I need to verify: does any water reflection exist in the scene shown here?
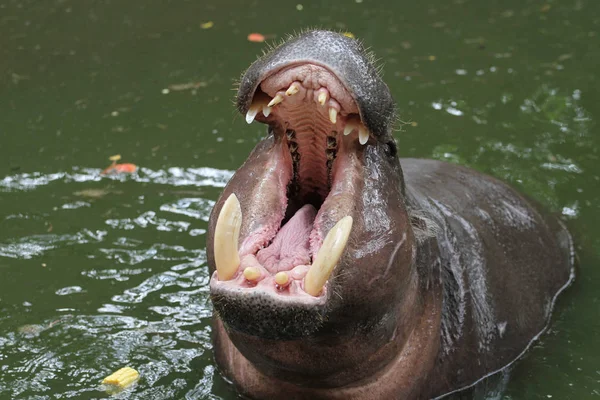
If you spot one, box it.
[0,230,106,259]
[0,166,233,192]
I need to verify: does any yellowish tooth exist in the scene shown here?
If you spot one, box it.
[245,107,259,124]
[262,106,272,117]
[343,124,355,136]
[285,83,300,96]
[243,266,261,281]
[317,91,328,105]
[274,271,289,286]
[329,108,337,124]
[358,126,369,145]
[268,94,284,107]
[304,216,353,297]
[214,193,242,281]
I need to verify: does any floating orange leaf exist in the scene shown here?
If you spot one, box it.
[114,163,137,173]
[101,163,137,175]
[247,33,266,43]
[101,155,137,175]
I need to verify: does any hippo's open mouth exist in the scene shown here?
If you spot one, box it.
[208,31,398,339]
[210,63,372,306]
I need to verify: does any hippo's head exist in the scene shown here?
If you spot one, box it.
[207,31,420,386]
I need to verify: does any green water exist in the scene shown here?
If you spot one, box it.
[0,0,598,399]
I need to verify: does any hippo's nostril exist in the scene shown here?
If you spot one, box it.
[385,140,398,157]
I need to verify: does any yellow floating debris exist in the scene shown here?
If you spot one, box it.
[343,32,355,39]
[102,367,139,389]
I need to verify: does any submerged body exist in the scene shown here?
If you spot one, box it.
[206,31,574,399]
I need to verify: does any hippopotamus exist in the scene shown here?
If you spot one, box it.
[206,30,574,399]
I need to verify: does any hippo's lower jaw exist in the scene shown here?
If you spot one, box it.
[210,61,378,338]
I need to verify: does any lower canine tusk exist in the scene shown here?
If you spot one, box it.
[214,193,242,280]
[304,216,353,296]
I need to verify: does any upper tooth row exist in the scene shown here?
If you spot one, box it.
[245,83,370,145]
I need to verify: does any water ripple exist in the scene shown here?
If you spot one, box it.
[112,271,181,304]
[160,197,215,221]
[0,167,233,192]
[82,267,151,282]
[0,230,106,259]
[99,243,203,265]
[106,211,192,232]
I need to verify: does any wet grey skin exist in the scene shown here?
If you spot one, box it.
[206,30,574,399]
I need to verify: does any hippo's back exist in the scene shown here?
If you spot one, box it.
[400,158,574,395]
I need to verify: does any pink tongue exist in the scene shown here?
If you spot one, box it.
[256,204,316,273]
